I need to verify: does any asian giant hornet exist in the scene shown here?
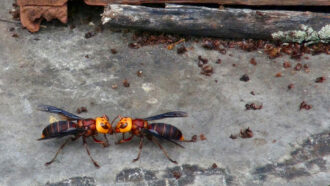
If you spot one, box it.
[114,111,197,164]
[37,105,114,167]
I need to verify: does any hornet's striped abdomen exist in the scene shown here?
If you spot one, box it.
[149,123,184,140]
[39,121,81,140]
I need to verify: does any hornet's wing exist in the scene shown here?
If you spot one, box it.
[142,128,184,148]
[37,105,83,120]
[143,111,187,121]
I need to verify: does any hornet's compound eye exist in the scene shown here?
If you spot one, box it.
[101,123,109,129]
[120,123,128,128]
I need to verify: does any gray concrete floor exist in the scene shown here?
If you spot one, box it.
[0,1,329,186]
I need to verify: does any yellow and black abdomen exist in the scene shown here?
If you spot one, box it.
[149,123,183,140]
[38,121,82,140]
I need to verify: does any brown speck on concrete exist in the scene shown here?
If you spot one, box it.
[201,65,213,76]
[85,55,89,59]
[288,84,294,90]
[250,91,255,95]
[265,47,281,59]
[303,64,310,73]
[315,76,325,83]
[250,58,257,66]
[123,80,130,87]
[128,42,141,49]
[294,63,302,71]
[283,61,291,68]
[240,74,250,82]
[240,127,253,138]
[111,49,118,54]
[12,33,19,38]
[245,103,263,110]
[177,45,187,54]
[137,70,143,77]
[172,171,181,179]
[85,32,96,39]
[198,56,208,65]
[275,72,282,77]
[200,134,207,141]
[299,101,312,111]
[216,59,222,64]
[201,39,220,50]
[211,163,218,169]
[230,134,238,139]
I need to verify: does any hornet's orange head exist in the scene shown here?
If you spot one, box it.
[115,117,132,133]
[95,114,112,134]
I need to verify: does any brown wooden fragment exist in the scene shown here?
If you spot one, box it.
[102,4,330,41]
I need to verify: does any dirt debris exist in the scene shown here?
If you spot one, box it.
[294,63,302,71]
[240,74,250,82]
[230,127,254,139]
[250,58,257,66]
[299,101,312,111]
[288,84,294,90]
[275,72,282,77]
[200,65,214,76]
[200,134,207,141]
[110,49,118,54]
[315,76,325,83]
[177,45,187,54]
[123,79,130,87]
[283,61,291,68]
[240,127,254,138]
[136,70,143,77]
[85,32,96,39]
[245,103,263,110]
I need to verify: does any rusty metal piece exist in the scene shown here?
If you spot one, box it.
[20,5,68,32]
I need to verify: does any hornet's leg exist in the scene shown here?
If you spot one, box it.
[83,137,100,168]
[150,137,178,164]
[181,135,197,142]
[132,137,144,162]
[92,136,109,147]
[45,136,80,166]
[103,134,109,147]
[116,133,134,144]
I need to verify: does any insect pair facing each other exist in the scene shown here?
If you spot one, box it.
[38,105,197,167]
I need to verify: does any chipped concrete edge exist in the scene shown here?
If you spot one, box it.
[272,24,330,45]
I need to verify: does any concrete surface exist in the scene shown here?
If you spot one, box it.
[0,1,329,186]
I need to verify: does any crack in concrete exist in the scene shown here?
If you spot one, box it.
[45,176,96,186]
[253,131,330,181]
[115,164,234,186]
